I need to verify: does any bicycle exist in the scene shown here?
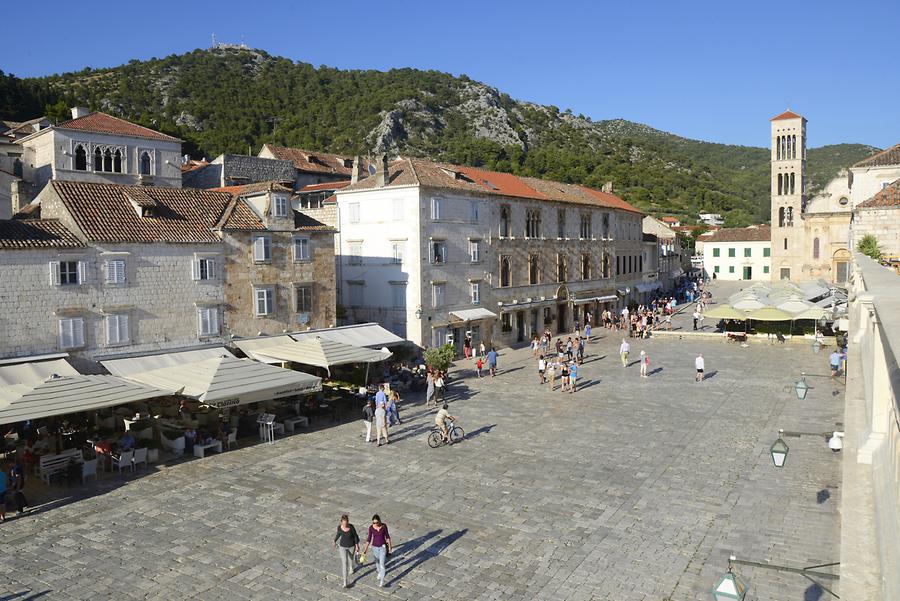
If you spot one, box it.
[427,422,464,448]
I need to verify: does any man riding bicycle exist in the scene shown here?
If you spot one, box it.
[435,404,455,443]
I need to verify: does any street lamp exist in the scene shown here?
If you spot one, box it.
[770,430,789,468]
[794,373,810,400]
[712,558,747,601]
[415,306,423,319]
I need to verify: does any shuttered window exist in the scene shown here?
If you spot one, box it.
[191,258,216,280]
[254,287,274,316]
[293,237,310,262]
[105,260,126,284]
[58,318,85,349]
[198,308,219,336]
[106,314,130,345]
[252,236,271,262]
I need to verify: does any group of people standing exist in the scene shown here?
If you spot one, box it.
[362,384,402,446]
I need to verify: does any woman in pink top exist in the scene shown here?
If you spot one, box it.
[363,514,392,587]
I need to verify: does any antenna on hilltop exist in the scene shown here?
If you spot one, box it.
[212,33,217,48]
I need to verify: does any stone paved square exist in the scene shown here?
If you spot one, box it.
[0,331,843,600]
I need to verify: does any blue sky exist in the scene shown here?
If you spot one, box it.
[3,0,898,149]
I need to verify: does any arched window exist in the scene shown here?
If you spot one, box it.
[94,147,103,171]
[529,255,539,285]
[139,151,152,175]
[113,149,122,173]
[777,173,783,195]
[602,253,610,278]
[103,149,112,172]
[786,206,793,226]
[776,136,781,160]
[778,207,786,227]
[792,135,797,158]
[500,256,511,287]
[556,253,567,283]
[790,172,795,195]
[74,145,87,171]
[813,237,820,260]
[786,136,791,159]
[581,254,591,280]
[781,137,786,159]
[500,206,510,238]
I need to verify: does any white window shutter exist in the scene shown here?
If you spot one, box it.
[191,259,200,281]
[77,261,88,284]
[73,318,84,347]
[116,261,126,283]
[119,314,129,343]
[58,319,68,347]
[49,261,61,286]
[210,309,219,334]
[207,259,216,280]
[197,309,205,336]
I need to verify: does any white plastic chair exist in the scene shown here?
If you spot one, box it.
[82,458,98,484]
[227,430,237,450]
[112,450,134,474]
[132,447,148,470]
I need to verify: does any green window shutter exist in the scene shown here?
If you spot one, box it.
[713,248,720,257]
[763,266,770,273]
[744,248,751,257]
[728,248,735,257]
[763,247,771,257]
[714,266,720,273]
[729,266,735,273]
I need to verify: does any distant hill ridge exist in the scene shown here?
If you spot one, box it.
[0,47,879,226]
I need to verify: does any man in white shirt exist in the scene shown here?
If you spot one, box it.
[695,353,705,382]
[620,339,630,367]
[537,356,547,384]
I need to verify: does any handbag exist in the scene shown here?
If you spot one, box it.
[356,553,366,565]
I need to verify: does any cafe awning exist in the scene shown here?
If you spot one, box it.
[0,358,80,401]
[574,295,618,305]
[703,304,748,321]
[253,336,390,372]
[101,347,236,378]
[449,308,499,322]
[103,354,321,409]
[291,323,405,348]
[793,307,828,321]
[747,307,794,322]
[230,336,296,363]
[0,374,175,426]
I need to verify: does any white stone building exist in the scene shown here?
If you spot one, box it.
[642,215,686,291]
[335,157,646,350]
[700,225,772,281]
[0,181,234,367]
[14,108,183,198]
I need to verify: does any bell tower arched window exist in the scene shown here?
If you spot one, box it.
[94,148,103,171]
[74,145,87,171]
[813,237,820,260]
[103,149,112,172]
[777,173,783,195]
[776,136,781,160]
[786,135,791,159]
[500,206,510,238]
[113,149,122,173]
[139,151,152,175]
[792,135,797,158]
[778,207,786,227]
[790,172,795,195]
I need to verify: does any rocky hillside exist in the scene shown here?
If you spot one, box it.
[2,48,879,226]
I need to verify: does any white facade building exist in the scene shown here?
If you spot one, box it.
[700,225,772,281]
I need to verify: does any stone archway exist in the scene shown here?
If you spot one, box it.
[833,249,851,284]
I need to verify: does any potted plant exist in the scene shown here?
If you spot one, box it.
[145,439,162,463]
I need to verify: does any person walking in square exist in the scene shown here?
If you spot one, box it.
[560,362,570,392]
[537,356,546,384]
[692,309,700,331]
[487,348,498,378]
[363,514,392,588]
[619,339,630,367]
[584,322,592,342]
[375,403,389,446]
[475,356,483,378]
[434,371,445,404]
[425,371,436,406]
[9,459,27,515]
[829,350,842,379]
[362,400,375,443]
[695,353,705,382]
[546,358,557,391]
[387,391,402,426]
[639,350,650,378]
[569,361,578,393]
[332,514,360,588]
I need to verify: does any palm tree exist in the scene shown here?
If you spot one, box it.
[857,234,882,260]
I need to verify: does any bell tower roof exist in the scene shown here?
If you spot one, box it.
[771,109,806,122]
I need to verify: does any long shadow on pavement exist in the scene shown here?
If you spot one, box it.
[387,528,468,586]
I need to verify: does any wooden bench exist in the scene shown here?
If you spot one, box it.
[283,416,309,432]
[193,440,222,459]
[38,448,84,485]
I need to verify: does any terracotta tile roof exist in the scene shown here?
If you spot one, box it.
[661,216,679,222]
[0,219,84,249]
[341,157,642,213]
[49,181,239,243]
[214,198,266,231]
[260,144,365,176]
[701,225,771,243]
[181,159,209,173]
[853,143,900,168]
[856,179,900,209]
[211,181,294,197]
[298,181,351,193]
[771,110,805,121]
[56,112,181,142]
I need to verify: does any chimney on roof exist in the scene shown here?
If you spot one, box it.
[71,107,90,119]
[350,155,366,185]
[601,181,614,194]
[374,154,389,188]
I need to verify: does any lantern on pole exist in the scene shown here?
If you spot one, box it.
[712,557,747,600]
[794,373,810,400]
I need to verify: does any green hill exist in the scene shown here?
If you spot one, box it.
[1,48,879,226]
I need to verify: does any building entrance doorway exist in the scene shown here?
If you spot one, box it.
[516,311,525,343]
[557,304,567,334]
[531,310,539,337]
[780,268,791,280]
[742,266,752,280]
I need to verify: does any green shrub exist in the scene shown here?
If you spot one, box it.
[423,344,455,372]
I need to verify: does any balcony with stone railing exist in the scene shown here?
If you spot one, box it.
[840,252,900,599]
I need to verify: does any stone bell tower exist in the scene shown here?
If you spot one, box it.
[770,109,807,281]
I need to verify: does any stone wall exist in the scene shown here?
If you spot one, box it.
[0,242,226,362]
[852,207,900,258]
[221,229,336,337]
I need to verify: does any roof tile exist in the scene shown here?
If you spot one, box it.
[0,219,84,249]
[857,179,900,209]
[56,112,181,142]
[701,225,771,243]
[261,144,364,176]
[853,143,900,169]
